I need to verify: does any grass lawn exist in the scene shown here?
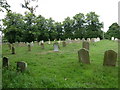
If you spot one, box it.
[2,40,118,88]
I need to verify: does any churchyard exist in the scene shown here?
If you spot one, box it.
[2,39,118,88]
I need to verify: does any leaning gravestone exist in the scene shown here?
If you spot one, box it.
[53,42,59,52]
[17,61,27,72]
[2,57,9,68]
[103,50,117,66]
[78,48,90,64]
[82,41,89,50]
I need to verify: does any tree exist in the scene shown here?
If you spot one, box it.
[85,12,103,39]
[105,23,120,39]
[46,18,56,41]
[63,17,74,39]
[2,12,24,54]
[21,0,38,51]
[35,15,48,42]
[54,22,63,40]
[0,0,11,12]
[73,13,85,39]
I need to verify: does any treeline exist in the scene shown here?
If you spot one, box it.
[1,0,120,44]
[2,11,104,43]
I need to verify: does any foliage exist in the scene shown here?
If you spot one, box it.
[2,12,24,43]
[105,23,120,39]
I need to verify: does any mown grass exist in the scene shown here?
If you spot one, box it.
[2,40,118,88]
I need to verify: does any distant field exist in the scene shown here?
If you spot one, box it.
[2,40,118,88]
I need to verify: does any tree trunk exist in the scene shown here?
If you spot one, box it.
[28,44,31,51]
[11,43,15,54]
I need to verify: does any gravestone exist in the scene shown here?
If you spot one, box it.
[41,42,44,49]
[91,38,95,42]
[87,38,90,42]
[78,48,90,64]
[115,38,118,41]
[62,41,66,47]
[48,39,51,44]
[2,57,9,68]
[11,46,15,54]
[97,37,100,42]
[82,38,85,42]
[58,38,61,44]
[53,42,59,52]
[8,43,11,50]
[103,50,117,66]
[111,37,114,40]
[31,41,34,46]
[82,41,89,50]
[17,61,27,72]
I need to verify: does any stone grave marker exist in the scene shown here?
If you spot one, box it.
[62,41,66,47]
[2,57,9,68]
[17,61,27,72]
[78,48,90,64]
[111,37,114,40]
[82,38,85,42]
[91,38,95,42]
[82,41,89,50]
[103,50,117,66]
[87,38,90,42]
[41,42,44,49]
[53,42,59,52]
[48,39,51,44]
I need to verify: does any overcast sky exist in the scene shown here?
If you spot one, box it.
[1,0,119,32]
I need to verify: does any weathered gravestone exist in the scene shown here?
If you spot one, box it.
[62,41,66,47]
[103,50,117,66]
[82,41,89,50]
[17,61,27,72]
[78,48,90,64]
[53,42,59,52]
[2,57,9,68]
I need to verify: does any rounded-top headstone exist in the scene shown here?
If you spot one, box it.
[103,50,117,66]
[78,48,90,64]
[17,61,27,72]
